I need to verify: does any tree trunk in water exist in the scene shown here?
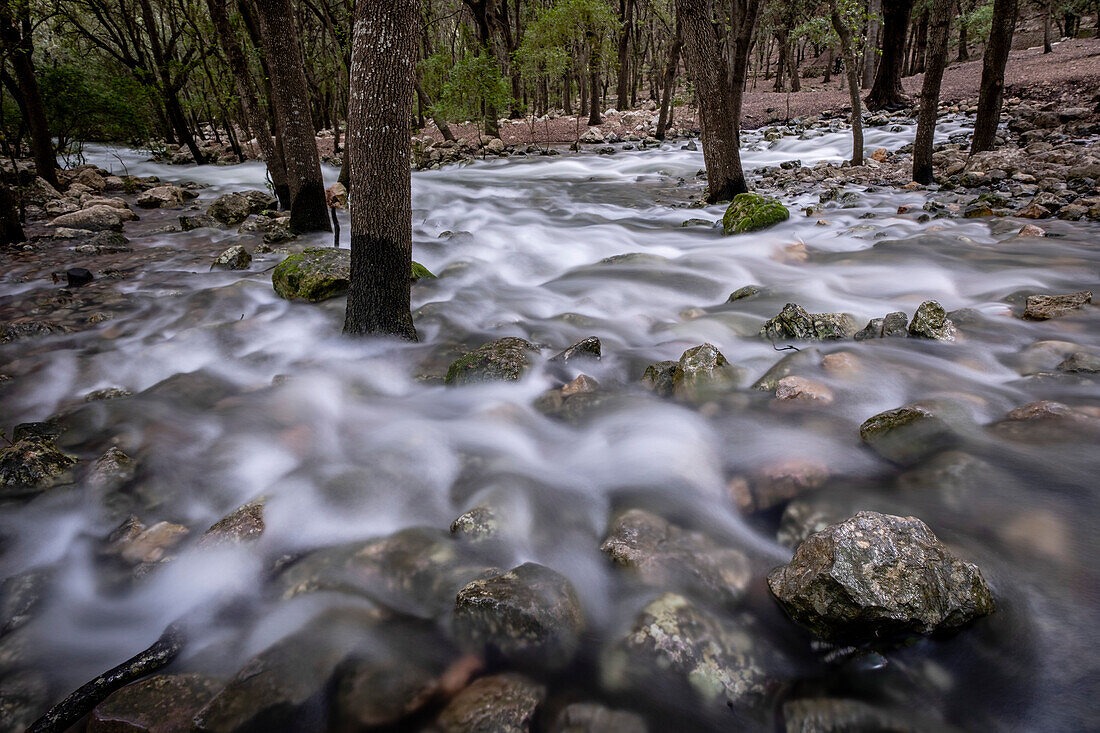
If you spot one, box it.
[414,80,455,141]
[656,23,681,139]
[913,0,953,183]
[206,0,289,207]
[0,3,57,189]
[831,8,864,166]
[254,0,330,232]
[970,0,1018,154]
[344,0,417,340]
[0,181,23,245]
[866,0,915,109]
[616,0,634,108]
[675,0,748,202]
[1044,0,1053,52]
[863,0,883,87]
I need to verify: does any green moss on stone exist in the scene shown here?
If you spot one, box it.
[722,193,790,235]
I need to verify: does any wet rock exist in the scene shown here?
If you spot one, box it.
[450,505,499,542]
[334,658,440,729]
[907,301,956,341]
[179,213,219,231]
[550,702,647,733]
[411,261,436,282]
[859,402,967,465]
[0,671,51,732]
[117,521,189,564]
[534,375,611,424]
[992,400,1100,442]
[49,205,125,232]
[211,245,252,271]
[0,568,50,636]
[640,360,677,397]
[549,336,601,365]
[602,593,773,711]
[0,437,77,499]
[855,311,909,341]
[1015,223,1046,237]
[198,501,265,548]
[1016,203,1051,219]
[436,673,545,733]
[729,459,829,513]
[88,446,136,494]
[88,673,222,733]
[722,192,790,234]
[600,508,750,606]
[727,285,762,302]
[760,304,857,341]
[775,375,834,404]
[84,387,133,402]
[671,343,743,401]
[66,267,94,287]
[781,697,944,733]
[445,337,540,386]
[271,247,350,302]
[208,191,276,225]
[84,230,132,253]
[136,185,193,209]
[1022,290,1092,320]
[453,562,584,669]
[325,182,347,209]
[767,511,994,642]
[751,348,821,391]
[1058,351,1100,373]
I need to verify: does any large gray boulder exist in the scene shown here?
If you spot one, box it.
[49,204,128,232]
[767,511,995,642]
[208,190,277,225]
[445,337,541,385]
[136,185,195,209]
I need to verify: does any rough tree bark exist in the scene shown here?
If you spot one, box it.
[0,181,23,244]
[957,0,970,60]
[675,0,750,201]
[616,0,635,108]
[913,0,954,183]
[0,0,58,188]
[253,0,330,232]
[727,0,762,147]
[656,21,681,139]
[1044,0,1053,53]
[343,0,417,340]
[206,0,290,207]
[866,0,915,109]
[863,0,883,87]
[970,0,1018,154]
[831,5,865,166]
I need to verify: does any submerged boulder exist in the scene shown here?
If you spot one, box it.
[767,511,994,642]
[436,673,545,733]
[670,342,743,401]
[0,437,77,499]
[550,703,647,733]
[859,401,967,465]
[272,248,350,301]
[453,562,584,669]
[908,301,956,341]
[760,303,857,341]
[445,337,541,385]
[722,193,789,234]
[89,673,222,733]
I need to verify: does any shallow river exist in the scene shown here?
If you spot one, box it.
[2,120,1098,731]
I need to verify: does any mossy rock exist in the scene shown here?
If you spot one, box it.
[272,248,434,302]
[722,193,789,235]
[444,337,540,386]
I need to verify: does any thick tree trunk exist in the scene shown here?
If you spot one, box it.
[913,0,953,183]
[0,3,57,189]
[970,0,1018,154]
[616,0,634,108]
[656,24,681,139]
[866,0,915,109]
[254,0,330,232]
[344,0,417,340]
[588,66,602,125]
[0,181,23,245]
[831,7,864,166]
[675,0,749,202]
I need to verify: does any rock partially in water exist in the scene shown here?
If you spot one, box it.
[211,245,252,271]
[0,568,50,636]
[640,360,677,397]
[208,190,276,225]
[534,375,612,424]
[752,348,821,391]
[334,658,440,730]
[88,673,222,733]
[671,343,744,401]
[271,248,350,302]
[727,284,763,302]
[84,387,133,402]
[781,697,948,733]
[908,301,956,341]
[602,593,773,712]
[445,337,540,386]
[135,185,194,209]
[728,459,829,513]
[1058,351,1100,373]
[760,304,857,341]
[775,375,834,404]
[49,205,126,232]
[88,446,136,495]
[449,505,499,542]
[117,520,189,564]
[992,400,1100,443]
[435,673,545,733]
[722,193,790,234]
[767,511,995,642]
[0,437,77,500]
[198,501,265,548]
[453,562,584,670]
[0,671,51,732]
[859,402,967,465]
[600,508,751,606]
[1022,290,1092,320]
[855,311,909,341]
[549,336,602,366]
[550,702,647,733]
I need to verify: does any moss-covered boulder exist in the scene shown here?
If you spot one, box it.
[0,437,77,499]
[272,249,433,302]
[908,300,956,341]
[858,402,966,465]
[671,343,744,401]
[760,303,857,341]
[722,193,789,235]
[444,337,540,385]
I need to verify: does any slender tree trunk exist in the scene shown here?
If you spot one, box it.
[415,80,455,141]
[0,181,23,245]
[774,30,789,92]
[863,0,883,87]
[728,0,762,148]
[832,7,864,166]
[957,1,970,61]
[910,9,929,74]
[866,0,915,109]
[616,0,635,108]
[1044,0,1053,52]
[656,23,681,139]
[588,62,602,125]
[913,0,953,183]
[970,0,1018,154]
[344,0,417,340]
[563,74,573,115]
[787,41,801,91]
[0,3,57,189]
[675,0,749,202]
[254,0,330,232]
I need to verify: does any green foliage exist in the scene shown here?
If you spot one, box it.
[39,64,156,153]
[960,1,994,43]
[432,50,512,128]
[515,0,619,84]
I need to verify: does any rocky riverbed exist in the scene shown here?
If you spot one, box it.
[1,104,1099,731]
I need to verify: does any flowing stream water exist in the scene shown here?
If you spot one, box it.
[2,119,1098,730]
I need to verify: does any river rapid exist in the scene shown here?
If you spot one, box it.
[2,118,1098,731]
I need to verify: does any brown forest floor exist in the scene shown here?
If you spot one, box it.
[410,37,1100,148]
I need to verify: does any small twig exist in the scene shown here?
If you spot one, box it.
[770,341,801,352]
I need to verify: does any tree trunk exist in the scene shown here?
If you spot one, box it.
[913,0,953,183]
[866,0,915,109]
[588,68,602,125]
[863,0,883,87]
[970,0,1018,154]
[657,23,681,139]
[1044,0,1053,52]
[616,0,634,108]
[787,41,801,91]
[728,0,762,147]
[675,0,749,202]
[957,1,970,61]
[563,74,573,115]
[254,0,330,232]
[910,9,929,74]
[0,181,23,245]
[831,7,864,166]
[344,0,417,340]
[774,30,789,92]
[414,80,455,141]
[0,2,57,189]
[206,0,289,206]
